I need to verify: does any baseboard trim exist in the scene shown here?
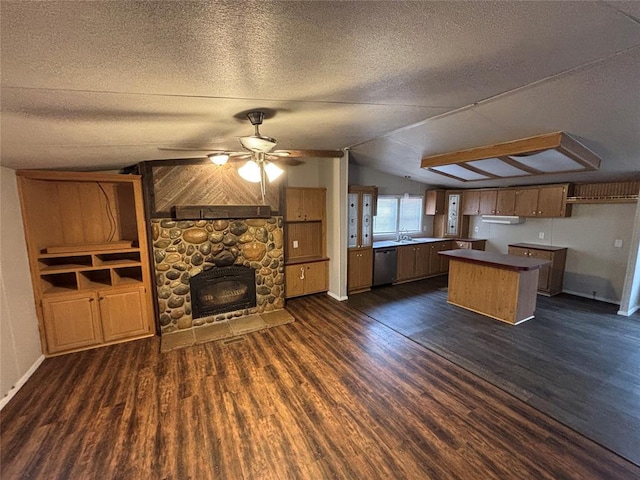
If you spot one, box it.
[562,289,619,305]
[0,354,45,411]
[327,291,348,302]
[618,304,640,317]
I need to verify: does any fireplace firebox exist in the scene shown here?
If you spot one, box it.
[190,266,257,319]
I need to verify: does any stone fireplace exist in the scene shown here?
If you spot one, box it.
[151,217,284,334]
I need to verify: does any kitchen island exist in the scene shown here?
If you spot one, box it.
[438,249,550,325]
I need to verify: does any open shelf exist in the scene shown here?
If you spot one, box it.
[41,272,78,294]
[94,251,141,266]
[113,267,144,286]
[38,255,93,272]
[78,270,112,289]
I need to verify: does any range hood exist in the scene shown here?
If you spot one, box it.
[481,215,525,225]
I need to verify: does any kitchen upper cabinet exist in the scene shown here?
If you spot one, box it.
[348,249,373,293]
[495,189,517,216]
[479,190,498,215]
[514,184,571,218]
[462,190,481,215]
[348,186,377,249]
[424,189,445,215]
[285,187,325,221]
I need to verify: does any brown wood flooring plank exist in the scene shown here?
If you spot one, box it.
[2,294,639,479]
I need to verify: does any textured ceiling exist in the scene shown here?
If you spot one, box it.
[1,1,639,187]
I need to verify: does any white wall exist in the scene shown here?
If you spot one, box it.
[348,163,433,195]
[469,203,637,304]
[0,167,43,408]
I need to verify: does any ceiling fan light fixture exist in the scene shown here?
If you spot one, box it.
[264,161,284,182]
[208,153,229,165]
[239,134,277,153]
[238,160,262,183]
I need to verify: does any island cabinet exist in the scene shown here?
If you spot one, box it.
[347,185,377,294]
[16,170,155,356]
[514,184,572,218]
[284,187,329,298]
[508,243,568,296]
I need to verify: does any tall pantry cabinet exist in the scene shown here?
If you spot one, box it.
[347,185,377,294]
[283,187,329,298]
[16,170,155,356]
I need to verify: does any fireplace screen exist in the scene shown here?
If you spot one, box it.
[190,266,257,319]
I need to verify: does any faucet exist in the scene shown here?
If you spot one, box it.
[398,228,411,241]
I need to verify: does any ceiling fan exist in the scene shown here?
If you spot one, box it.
[159,110,343,202]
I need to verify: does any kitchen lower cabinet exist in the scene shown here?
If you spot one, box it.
[508,243,567,296]
[285,260,329,298]
[348,248,373,294]
[397,243,445,282]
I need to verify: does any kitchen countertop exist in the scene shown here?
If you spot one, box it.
[373,238,487,249]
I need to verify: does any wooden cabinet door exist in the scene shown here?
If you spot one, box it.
[348,249,373,292]
[462,190,481,215]
[285,264,306,298]
[302,188,326,221]
[284,188,305,221]
[514,188,539,216]
[537,186,567,217]
[438,241,453,273]
[414,245,431,277]
[479,190,497,215]
[303,261,329,295]
[99,287,149,342]
[424,190,445,215]
[396,246,415,282]
[508,246,527,258]
[528,250,553,291]
[495,189,516,216]
[42,293,103,354]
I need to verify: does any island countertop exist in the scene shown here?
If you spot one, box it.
[439,249,550,271]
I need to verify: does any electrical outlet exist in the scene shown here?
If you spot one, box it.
[538,232,545,239]
[614,239,623,248]
[293,240,299,248]
[474,226,479,233]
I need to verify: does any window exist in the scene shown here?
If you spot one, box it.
[373,195,423,237]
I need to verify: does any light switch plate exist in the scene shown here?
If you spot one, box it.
[614,239,623,248]
[293,240,299,248]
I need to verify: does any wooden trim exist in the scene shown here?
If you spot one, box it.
[15,169,141,183]
[421,132,600,182]
[421,132,564,168]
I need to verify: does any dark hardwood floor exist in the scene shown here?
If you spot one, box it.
[347,276,640,467]
[2,294,639,479]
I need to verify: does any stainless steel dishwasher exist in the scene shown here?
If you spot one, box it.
[373,248,397,286]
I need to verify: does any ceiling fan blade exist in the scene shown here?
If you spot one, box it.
[273,149,344,158]
[266,157,305,166]
[158,146,228,152]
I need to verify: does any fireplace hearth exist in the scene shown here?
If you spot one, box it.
[190,266,256,319]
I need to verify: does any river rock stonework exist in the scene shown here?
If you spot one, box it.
[152,217,285,334]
